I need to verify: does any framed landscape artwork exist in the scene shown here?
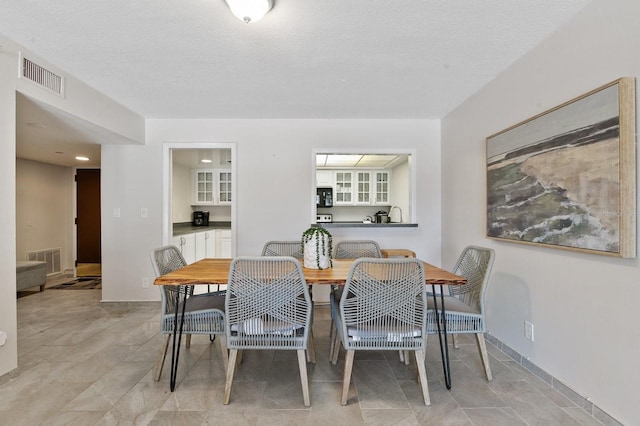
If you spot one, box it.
[486,77,636,258]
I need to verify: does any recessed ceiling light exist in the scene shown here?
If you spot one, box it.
[75,156,90,161]
[55,151,64,154]
[201,159,213,163]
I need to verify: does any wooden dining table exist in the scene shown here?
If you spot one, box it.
[154,257,465,391]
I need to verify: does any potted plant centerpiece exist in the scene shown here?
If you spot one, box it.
[302,226,333,269]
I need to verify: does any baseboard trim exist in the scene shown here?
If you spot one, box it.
[485,333,621,426]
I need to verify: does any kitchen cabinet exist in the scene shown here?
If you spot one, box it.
[334,171,353,205]
[193,169,232,205]
[321,169,391,206]
[217,229,232,257]
[173,229,224,264]
[373,171,390,205]
[172,233,196,264]
[316,170,333,187]
[195,231,216,260]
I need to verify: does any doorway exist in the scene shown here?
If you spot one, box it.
[76,168,101,277]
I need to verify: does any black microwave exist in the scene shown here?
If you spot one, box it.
[317,187,333,208]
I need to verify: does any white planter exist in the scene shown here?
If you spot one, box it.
[303,234,332,269]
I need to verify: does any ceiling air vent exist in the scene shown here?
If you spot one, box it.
[18,52,65,97]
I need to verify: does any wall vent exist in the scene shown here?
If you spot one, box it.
[18,52,65,96]
[26,248,62,276]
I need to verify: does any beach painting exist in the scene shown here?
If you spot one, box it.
[486,78,636,257]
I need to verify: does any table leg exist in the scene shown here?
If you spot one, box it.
[431,284,451,390]
[169,286,188,392]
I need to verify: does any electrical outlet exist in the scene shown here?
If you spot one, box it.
[142,277,149,288]
[525,321,534,342]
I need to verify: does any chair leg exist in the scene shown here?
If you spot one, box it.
[404,350,410,366]
[415,350,431,406]
[218,334,229,372]
[452,334,459,349]
[153,334,171,381]
[329,319,336,361]
[341,350,355,405]
[306,330,317,364]
[186,334,192,348]
[297,350,311,407]
[223,349,239,405]
[331,334,341,365]
[475,333,493,381]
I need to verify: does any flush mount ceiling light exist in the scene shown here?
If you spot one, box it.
[75,156,90,161]
[224,0,273,23]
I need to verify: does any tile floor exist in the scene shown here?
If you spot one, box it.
[2,287,606,425]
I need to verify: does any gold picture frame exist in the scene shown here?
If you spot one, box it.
[486,77,636,258]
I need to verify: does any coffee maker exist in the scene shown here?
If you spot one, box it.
[192,211,210,226]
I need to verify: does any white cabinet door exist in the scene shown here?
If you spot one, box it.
[374,171,391,205]
[334,171,353,205]
[172,234,196,264]
[203,231,216,258]
[194,169,215,204]
[217,170,232,205]
[216,230,232,258]
[316,170,333,187]
[195,231,217,261]
[355,171,372,205]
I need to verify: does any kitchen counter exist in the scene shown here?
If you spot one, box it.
[315,222,417,228]
[173,221,231,236]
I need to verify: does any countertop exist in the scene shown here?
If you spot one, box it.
[315,222,418,228]
[173,221,231,236]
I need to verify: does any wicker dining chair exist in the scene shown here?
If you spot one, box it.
[426,245,495,381]
[150,245,228,382]
[329,240,382,359]
[261,240,304,259]
[261,240,315,363]
[224,256,313,406]
[333,258,430,405]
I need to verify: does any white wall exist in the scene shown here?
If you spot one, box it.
[100,119,442,302]
[16,159,74,272]
[441,0,640,423]
[0,34,144,378]
[0,39,18,377]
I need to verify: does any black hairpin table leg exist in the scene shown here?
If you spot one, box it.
[169,287,188,392]
[431,284,452,390]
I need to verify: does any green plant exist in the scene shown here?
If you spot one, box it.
[301,226,333,269]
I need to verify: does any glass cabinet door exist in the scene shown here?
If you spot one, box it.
[374,171,390,204]
[335,171,353,204]
[356,171,371,204]
[196,171,214,203]
[218,171,232,204]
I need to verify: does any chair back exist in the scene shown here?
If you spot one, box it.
[339,258,426,351]
[225,256,311,350]
[261,241,303,259]
[448,246,495,313]
[150,245,190,315]
[334,240,382,259]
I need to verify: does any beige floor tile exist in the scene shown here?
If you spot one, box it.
[2,287,611,425]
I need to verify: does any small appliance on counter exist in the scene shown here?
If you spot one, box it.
[389,206,403,223]
[317,187,333,208]
[374,210,389,224]
[192,211,210,226]
[316,213,333,223]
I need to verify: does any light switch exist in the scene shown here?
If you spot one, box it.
[141,208,148,218]
[113,208,121,218]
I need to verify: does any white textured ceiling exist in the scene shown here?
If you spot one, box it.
[4,0,592,165]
